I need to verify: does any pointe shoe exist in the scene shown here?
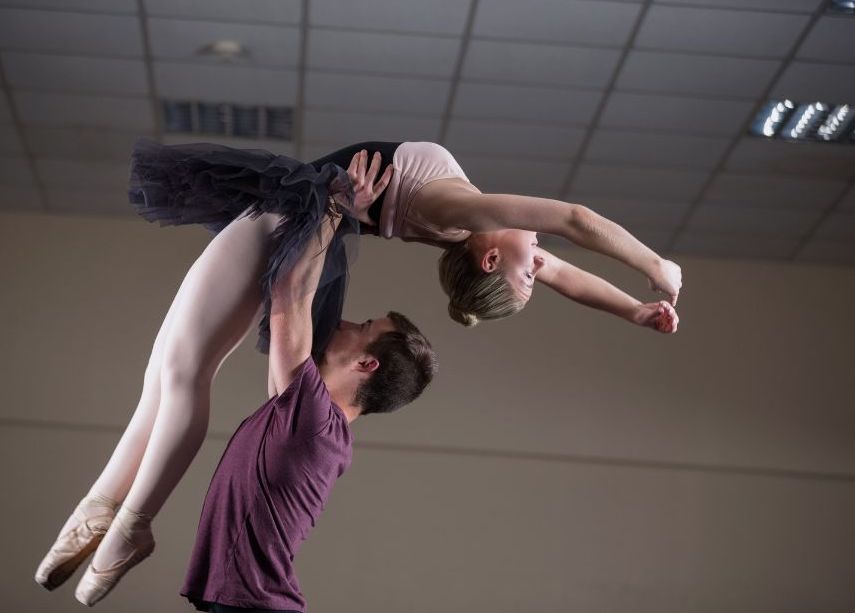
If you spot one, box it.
[34,494,118,591]
[74,506,155,607]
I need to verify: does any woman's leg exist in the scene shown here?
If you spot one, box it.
[37,231,216,590]
[82,280,184,506]
[85,212,280,573]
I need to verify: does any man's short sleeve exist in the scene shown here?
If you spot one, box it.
[272,357,335,439]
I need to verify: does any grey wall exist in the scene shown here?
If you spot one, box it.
[2,211,854,613]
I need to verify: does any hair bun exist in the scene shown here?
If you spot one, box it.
[448,303,479,327]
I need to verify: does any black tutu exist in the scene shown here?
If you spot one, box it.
[128,138,358,355]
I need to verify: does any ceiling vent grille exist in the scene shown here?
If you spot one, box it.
[161,100,293,141]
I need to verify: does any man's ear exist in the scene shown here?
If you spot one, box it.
[480,247,501,273]
[355,355,380,374]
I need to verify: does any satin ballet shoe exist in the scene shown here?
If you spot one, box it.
[34,494,118,591]
[74,506,155,607]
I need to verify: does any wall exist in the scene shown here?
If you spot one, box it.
[1,211,854,612]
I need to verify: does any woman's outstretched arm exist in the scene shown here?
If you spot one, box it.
[535,247,679,333]
[422,184,682,304]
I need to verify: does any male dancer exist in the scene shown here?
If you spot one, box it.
[178,203,437,612]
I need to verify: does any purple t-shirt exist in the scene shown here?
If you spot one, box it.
[182,358,352,612]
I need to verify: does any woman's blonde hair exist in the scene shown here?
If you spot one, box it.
[438,240,526,327]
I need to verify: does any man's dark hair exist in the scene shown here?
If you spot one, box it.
[355,311,438,415]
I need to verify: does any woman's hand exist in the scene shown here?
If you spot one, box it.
[633,300,679,334]
[648,258,682,305]
[343,149,393,224]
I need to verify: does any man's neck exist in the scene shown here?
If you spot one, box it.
[318,366,361,424]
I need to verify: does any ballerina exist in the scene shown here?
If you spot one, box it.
[34,149,390,606]
[35,140,680,606]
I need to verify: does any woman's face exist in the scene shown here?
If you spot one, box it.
[471,230,545,302]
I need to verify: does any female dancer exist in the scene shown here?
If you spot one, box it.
[36,140,680,606]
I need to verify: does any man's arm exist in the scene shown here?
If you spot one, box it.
[267,150,393,396]
[268,211,341,396]
[535,247,678,333]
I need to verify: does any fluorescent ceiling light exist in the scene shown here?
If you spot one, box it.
[749,99,854,144]
[828,0,855,15]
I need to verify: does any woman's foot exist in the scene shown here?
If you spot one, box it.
[34,493,118,590]
[74,506,155,606]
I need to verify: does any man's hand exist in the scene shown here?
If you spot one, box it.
[647,258,682,306]
[633,300,679,334]
[343,149,393,224]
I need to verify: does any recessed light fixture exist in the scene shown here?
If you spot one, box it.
[749,99,855,144]
[828,0,855,15]
[162,100,293,141]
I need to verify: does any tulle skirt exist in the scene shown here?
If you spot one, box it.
[128,138,358,355]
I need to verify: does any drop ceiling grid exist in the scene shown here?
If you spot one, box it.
[658,0,832,257]
[0,0,851,263]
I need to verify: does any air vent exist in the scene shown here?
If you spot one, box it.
[749,99,854,144]
[161,100,293,141]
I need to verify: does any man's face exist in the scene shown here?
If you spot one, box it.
[324,316,396,367]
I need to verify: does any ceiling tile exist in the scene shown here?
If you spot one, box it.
[473,0,642,46]
[35,158,129,190]
[305,73,449,115]
[162,134,295,156]
[725,138,855,180]
[0,1,137,12]
[636,6,808,58]
[14,92,155,131]
[653,0,823,12]
[464,40,622,89]
[155,62,297,106]
[796,238,855,264]
[144,0,301,24]
[673,232,799,258]
[0,185,43,211]
[307,29,460,78]
[704,173,847,210]
[600,92,753,137]
[310,0,469,36]
[617,51,779,98]
[453,82,602,126]
[454,155,568,197]
[685,204,822,237]
[0,9,142,57]
[585,129,731,170]
[24,127,150,160]
[0,125,23,155]
[565,195,690,230]
[772,62,855,102]
[797,16,855,63]
[445,119,585,160]
[0,156,35,186]
[569,164,710,200]
[148,19,300,68]
[44,187,132,215]
[302,110,440,146]
[811,211,855,240]
[2,52,148,96]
